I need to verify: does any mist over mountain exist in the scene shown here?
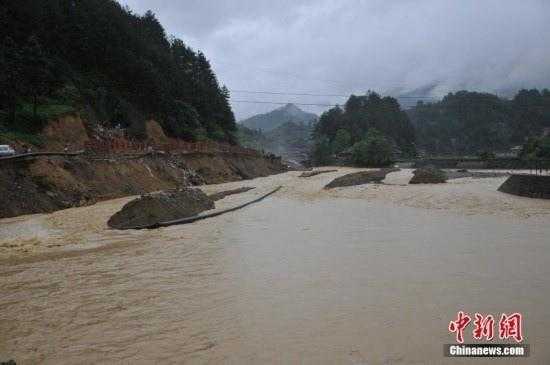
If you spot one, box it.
[238,121,313,163]
[237,104,315,162]
[123,0,550,119]
[239,103,317,132]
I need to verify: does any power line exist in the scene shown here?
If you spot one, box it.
[217,60,446,95]
[231,96,442,107]
[230,89,348,97]
[215,60,350,87]
[229,89,439,99]
[231,100,340,107]
[217,61,442,100]
[394,95,439,99]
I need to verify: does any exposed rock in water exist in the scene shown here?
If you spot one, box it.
[409,166,448,184]
[108,188,214,229]
[324,168,399,189]
[498,174,550,199]
[208,187,255,201]
[299,169,338,178]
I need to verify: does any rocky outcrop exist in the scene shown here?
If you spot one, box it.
[498,174,550,199]
[108,188,214,229]
[324,168,399,189]
[409,166,447,184]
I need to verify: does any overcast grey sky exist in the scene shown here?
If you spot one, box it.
[120,0,550,119]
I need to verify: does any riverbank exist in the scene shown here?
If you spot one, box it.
[0,152,286,219]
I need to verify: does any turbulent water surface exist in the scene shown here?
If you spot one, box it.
[1,169,550,364]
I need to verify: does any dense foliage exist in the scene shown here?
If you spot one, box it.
[311,136,334,165]
[351,129,394,167]
[409,89,550,155]
[311,92,416,165]
[0,0,236,142]
[332,129,352,154]
[520,136,550,159]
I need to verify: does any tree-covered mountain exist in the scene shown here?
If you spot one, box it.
[311,92,417,165]
[0,0,236,143]
[408,89,550,155]
[240,103,317,132]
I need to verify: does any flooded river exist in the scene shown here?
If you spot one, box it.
[1,169,550,364]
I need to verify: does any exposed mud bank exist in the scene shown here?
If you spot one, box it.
[0,153,286,218]
[498,174,550,199]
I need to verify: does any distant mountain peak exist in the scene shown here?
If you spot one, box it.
[277,103,304,117]
[280,103,299,110]
[240,104,317,132]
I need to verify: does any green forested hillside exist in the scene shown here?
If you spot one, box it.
[311,92,417,165]
[0,0,236,143]
[408,89,550,155]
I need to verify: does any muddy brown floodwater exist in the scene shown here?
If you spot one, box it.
[1,169,550,364]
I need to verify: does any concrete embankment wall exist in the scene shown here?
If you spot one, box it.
[0,153,286,218]
[498,174,550,199]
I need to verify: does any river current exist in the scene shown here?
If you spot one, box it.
[1,169,549,364]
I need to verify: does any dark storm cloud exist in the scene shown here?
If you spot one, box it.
[121,0,550,119]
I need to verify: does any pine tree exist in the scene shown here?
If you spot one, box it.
[0,37,23,124]
[20,36,59,119]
